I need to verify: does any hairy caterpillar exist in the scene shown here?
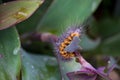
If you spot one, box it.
[55,27,82,61]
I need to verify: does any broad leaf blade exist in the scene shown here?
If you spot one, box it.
[101,33,120,56]
[0,0,43,30]
[37,0,101,34]
[59,58,82,80]
[16,0,53,34]
[21,49,60,80]
[80,34,100,51]
[0,27,21,80]
[92,17,120,55]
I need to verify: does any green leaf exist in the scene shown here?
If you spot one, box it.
[0,0,44,30]
[21,49,60,80]
[101,33,120,56]
[95,17,120,39]
[0,27,21,80]
[59,58,81,80]
[16,0,53,34]
[91,17,120,56]
[80,34,100,51]
[37,0,101,34]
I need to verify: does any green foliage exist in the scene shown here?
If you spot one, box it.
[0,0,43,30]
[80,34,100,51]
[59,58,81,80]
[0,0,119,80]
[17,0,53,34]
[21,49,60,80]
[37,0,101,35]
[17,0,101,35]
[97,17,120,56]
[0,27,21,80]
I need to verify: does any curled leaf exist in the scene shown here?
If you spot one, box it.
[0,0,44,30]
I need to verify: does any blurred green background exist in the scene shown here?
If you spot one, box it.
[0,0,120,80]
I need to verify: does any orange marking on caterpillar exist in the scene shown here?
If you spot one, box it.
[59,31,80,59]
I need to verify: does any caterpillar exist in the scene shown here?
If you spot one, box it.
[55,27,81,60]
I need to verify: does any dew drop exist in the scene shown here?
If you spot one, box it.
[31,65,34,69]
[13,47,19,55]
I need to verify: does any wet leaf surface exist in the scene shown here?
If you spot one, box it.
[0,27,21,80]
[21,49,60,80]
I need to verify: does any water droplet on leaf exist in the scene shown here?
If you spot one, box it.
[31,65,34,69]
[13,47,19,55]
